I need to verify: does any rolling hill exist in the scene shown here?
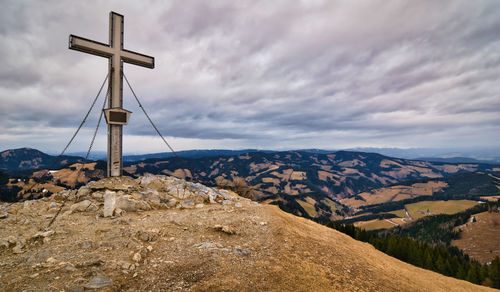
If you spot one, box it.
[0,148,84,172]
[121,150,499,220]
[4,148,500,221]
[452,211,500,264]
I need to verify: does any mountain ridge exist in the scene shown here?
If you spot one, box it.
[0,175,493,291]
[0,148,84,172]
[3,148,499,221]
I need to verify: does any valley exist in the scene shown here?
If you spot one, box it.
[1,147,500,288]
[2,148,499,223]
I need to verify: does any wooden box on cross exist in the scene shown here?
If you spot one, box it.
[104,108,132,125]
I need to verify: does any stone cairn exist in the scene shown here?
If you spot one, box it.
[63,174,242,217]
[1,175,245,253]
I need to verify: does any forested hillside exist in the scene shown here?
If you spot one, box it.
[327,200,500,289]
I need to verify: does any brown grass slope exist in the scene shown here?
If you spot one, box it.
[0,199,494,291]
[452,211,500,264]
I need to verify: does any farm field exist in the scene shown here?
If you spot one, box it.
[405,200,479,220]
[452,211,500,264]
[340,181,447,208]
[480,195,500,202]
[387,209,407,218]
[354,219,396,230]
[354,200,480,230]
[296,198,317,217]
[322,197,339,212]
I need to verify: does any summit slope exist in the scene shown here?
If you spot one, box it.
[0,175,494,291]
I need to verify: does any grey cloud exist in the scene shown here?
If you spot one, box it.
[0,0,499,153]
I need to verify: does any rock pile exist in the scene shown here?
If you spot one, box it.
[51,174,242,217]
[0,174,247,255]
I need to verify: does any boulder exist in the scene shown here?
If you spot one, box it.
[164,198,177,208]
[52,190,71,202]
[207,189,223,203]
[87,203,99,212]
[116,195,151,212]
[165,181,194,199]
[75,187,91,201]
[218,189,239,201]
[187,183,212,193]
[138,174,175,189]
[31,230,55,243]
[103,191,116,217]
[91,191,104,201]
[136,189,160,204]
[69,200,92,213]
[84,275,114,289]
[179,200,195,209]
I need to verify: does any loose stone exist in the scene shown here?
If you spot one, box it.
[84,275,114,289]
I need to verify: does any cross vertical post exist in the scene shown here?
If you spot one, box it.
[69,12,155,177]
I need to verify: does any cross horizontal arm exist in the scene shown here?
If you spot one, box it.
[69,35,114,58]
[121,49,155,69]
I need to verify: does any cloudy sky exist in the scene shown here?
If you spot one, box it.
[1,0,500,154]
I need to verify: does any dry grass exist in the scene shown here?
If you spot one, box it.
[262,177,280,184]
[352,200,478,231]
[317,170,338,181]
[406,200,478,220]
[7,178,65,199]
[480,196,500,202]
[387,209,407,218]
[340,181,448,208]
[322,198,339,212]
[296,199,317,217]
[270,168,293,180]
[290,171,307,180]
[452,211,500,264]
[355,219,397,230]
[51,163,95,184]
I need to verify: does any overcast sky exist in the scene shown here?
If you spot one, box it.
[1,0,500,154]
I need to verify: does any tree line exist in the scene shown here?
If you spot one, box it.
[358,172,500,215]
[0,170,22,202]
[326,221,500,288]
[379,200,500,245]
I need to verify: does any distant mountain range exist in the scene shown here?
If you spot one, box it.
[346,147,500,164]
[66,149,275,161]
[120,150,499,220]
[415,157,500,164]
[2,147,500,221]
[0,148,84,172]
[0,148,274,171]
[65,147,500,164]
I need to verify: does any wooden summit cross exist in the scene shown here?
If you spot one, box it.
[69,12,155,177]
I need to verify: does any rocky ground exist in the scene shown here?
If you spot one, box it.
[0,175,495,291]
